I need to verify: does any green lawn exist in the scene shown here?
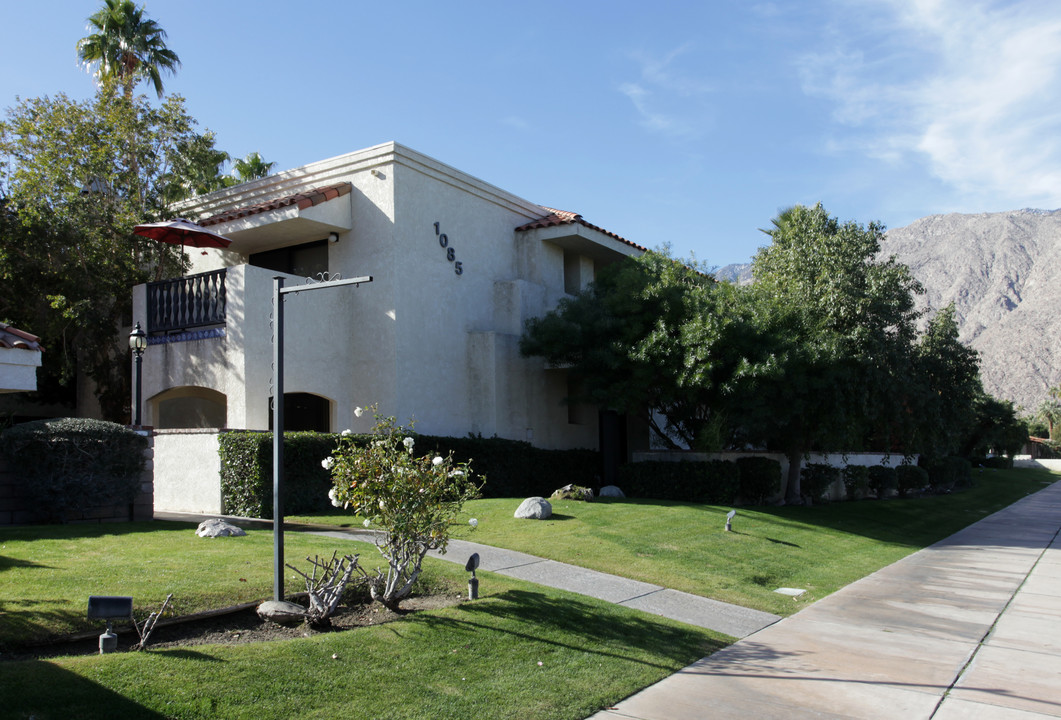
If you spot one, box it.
[0,524,725,720]
[296,466,1059,616]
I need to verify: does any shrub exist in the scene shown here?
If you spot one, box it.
[618,459,739,503]
[218,431,334,518]
[969,455,1013,470]
[867,465,896,499]
[1,418,146,521]
[324,409,479,609]
[800,463,840,503]
[895,464,929,497]
[922,456,972,493]
[736,456,782,505]
[218,430,598,518]
[842,465,870,500]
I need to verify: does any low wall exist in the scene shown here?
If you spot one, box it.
[0,431,154,525]
[153,429,223,514]
[1013,457,1061,472]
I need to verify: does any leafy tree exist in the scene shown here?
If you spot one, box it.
[908,304,983,457]
[748,203,924,502]
[77,0,181,100]
[962,392,1027,458]
[520,249,764,450]
[1036,385,1061,441]
[0,88,227,419]
[232,152,276,183]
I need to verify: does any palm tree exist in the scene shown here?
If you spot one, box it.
[77,0,181,99]
[232,152,276,183]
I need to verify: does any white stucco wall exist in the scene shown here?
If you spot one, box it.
[152,430,222,514]
[135,142,638,451]
[0,347,41,393]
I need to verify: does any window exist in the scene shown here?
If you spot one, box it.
[268,392,330,432]
[250,240,328,278]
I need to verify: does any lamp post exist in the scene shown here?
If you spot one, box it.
[129,322,147,426]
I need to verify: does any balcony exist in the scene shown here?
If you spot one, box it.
[146,269,227,334]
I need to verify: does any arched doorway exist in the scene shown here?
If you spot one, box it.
[152,387,227,429]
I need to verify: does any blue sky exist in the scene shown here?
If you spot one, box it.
[2,0,1061,266]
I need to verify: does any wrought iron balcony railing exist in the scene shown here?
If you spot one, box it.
[146,269,227,334]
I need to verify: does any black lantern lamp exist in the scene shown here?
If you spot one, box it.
[129,322,147,426]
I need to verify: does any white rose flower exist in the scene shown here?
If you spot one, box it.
[354,406,364,418]
[328,488,342,508]
[449,469,465,478]
[432,456,443,466]
[321,456,335,470]
[363,519,371,528]
[403,437,415,450]
[341,429,353,437]
[469,518,478,527]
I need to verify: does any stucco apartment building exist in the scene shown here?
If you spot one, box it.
[132,142,649,459]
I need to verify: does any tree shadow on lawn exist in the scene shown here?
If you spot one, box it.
[420,589,727,669]
[2,660,170,719]
[0,520,185,543]
[0,597,87,650]
[0,555,55,571]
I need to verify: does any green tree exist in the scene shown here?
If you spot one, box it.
[0,88,227,419]
[232,152,275,183]
[520,249,762,450]
[748,203,924,502]
[77,0,181,100]
[908,304,983,457]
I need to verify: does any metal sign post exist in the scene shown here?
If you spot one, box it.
[272,273,373,601]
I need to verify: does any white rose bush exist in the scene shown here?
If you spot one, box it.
[322,406,480,609]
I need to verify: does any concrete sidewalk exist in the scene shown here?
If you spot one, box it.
[589,480,1061,719]
[156,512,780,639]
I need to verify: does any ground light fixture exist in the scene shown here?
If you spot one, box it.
[87,595,133,653]
[725,509,736,532]
[466,553,480,599]
[128,322,147,426]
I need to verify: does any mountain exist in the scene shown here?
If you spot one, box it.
[714,209,1060,412]
[881,208,1061,413]
[714,263,753,285]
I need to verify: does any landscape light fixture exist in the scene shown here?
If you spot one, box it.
[725,509,736,532]
[465,552,480,600]
[328,232,339,243]
[128,322,147,426]
[87,595,133,654]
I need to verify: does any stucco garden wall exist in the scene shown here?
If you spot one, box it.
[152,430,223,514]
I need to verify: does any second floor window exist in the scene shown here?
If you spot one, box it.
[250,239,328,278]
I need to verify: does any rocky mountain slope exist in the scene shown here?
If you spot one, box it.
[715,209,1061,411]
[881,209,1061,412]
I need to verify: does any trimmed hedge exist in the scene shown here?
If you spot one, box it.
[218,431,600,518]
[1,418,147,522]
[895,464,930,497]
[618,460,739,503]
[736,456,782,504]
[842,465,870,500]
[969,455,1014,469]
[867,465,896,498]
[801,463,840,503]
[922,456,972,493]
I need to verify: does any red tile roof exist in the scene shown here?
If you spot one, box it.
[0,324,42,352]
[198,183,352,227]
[516,207,647,252]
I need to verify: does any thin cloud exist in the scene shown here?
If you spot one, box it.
[799,0,1061,207]
[619,45,713,139]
